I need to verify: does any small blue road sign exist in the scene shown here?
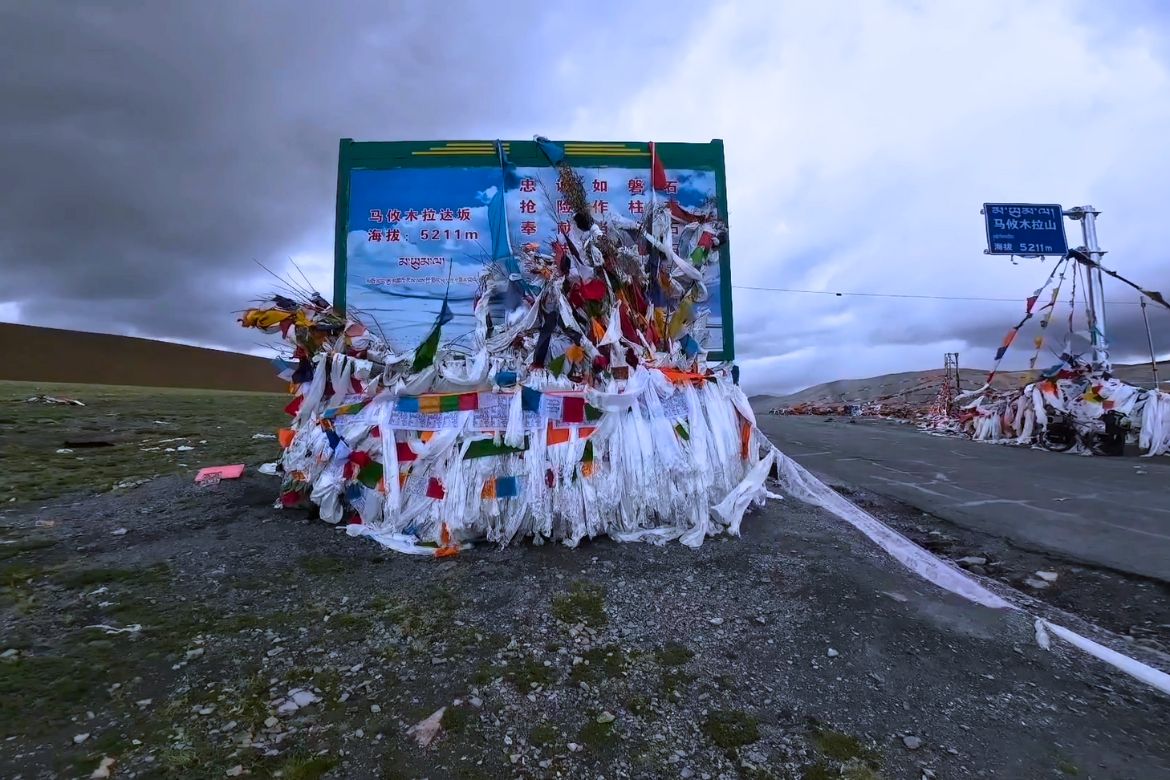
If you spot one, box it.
[982,203,1068,256]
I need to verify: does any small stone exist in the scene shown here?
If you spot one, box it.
[827,648,839,658]
[568,742,582,752]
[708,617,724,626]
[1024,577,1050,590]
[510,753,521,764]
[136,699,152,707]
[266,647,284,657]
[197,706,215,716]
[504,736,513,746]
[597,711,615,724]
[681,769,695,779]
[289,689,319,708]
[470,697,483,708]
[956,556,987,566]
[370,704,382,713]
[754,616,766,625]
[74,733,90,744]
[354,729,365,738]
[225,766,244,777]
[111,528,128,536]
[349,663,364,672]
[431,657,447,665]
[339,692,350,702]
[264,716,279,728]
[91,757,116,779]
[186,648,205,660]
[1035,570,1059,583]
[0,649,18,659]
[903,735,922,750]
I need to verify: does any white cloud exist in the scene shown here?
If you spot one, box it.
[563,0,1170,395]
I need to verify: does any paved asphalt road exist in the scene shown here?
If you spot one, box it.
[757,414,1170,582]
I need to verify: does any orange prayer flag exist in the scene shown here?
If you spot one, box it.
[277,428,295,448]
[481,479,497,500]
[420,431,435,443]
[591,318,606,342]
[547,423,571,446]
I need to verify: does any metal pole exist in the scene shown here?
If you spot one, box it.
[1140,296,1160,388]
[1066,205,1109,372]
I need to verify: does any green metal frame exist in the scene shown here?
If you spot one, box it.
[334,138,734,361]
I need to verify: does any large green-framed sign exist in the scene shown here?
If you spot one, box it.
[334,138,734,361]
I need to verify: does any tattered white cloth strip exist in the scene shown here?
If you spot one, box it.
[344,525,441,556]
[771,447,1170,697]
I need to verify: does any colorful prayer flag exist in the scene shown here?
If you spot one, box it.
[562,396,585,424]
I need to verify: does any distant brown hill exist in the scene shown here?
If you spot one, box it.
[0,323,284,392]
[751,361,1169,410]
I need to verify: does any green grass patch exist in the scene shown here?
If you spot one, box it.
[279,753,337,779]
[298,555,347,576]
[530,722,558,747]
[56,562,170,590]
[660,669,697,696]
[0,380,286,505]
[656,642,694,667]
[0,538,57,559]
[440,705,470,733]
[577,717,614,750]
[506,657,554,691]
[570,644,627,684]
[702,710,760,749]
[551,580,607,627]
[811,728,878,765]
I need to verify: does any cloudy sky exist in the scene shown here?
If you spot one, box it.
[3,0,1169,395]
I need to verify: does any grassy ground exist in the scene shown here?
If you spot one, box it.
[0,380,287,504]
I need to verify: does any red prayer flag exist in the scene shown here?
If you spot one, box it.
[396,441,417,462]
[283,396,303,416]
[426,477,446,499]
[562,396,586,424]
[581,279,608,301]
[458,392,479,411]
[649,141,668,192]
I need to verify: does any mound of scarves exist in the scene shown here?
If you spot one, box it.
[955,369,1170,456]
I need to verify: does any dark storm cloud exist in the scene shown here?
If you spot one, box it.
[0,1,610,350]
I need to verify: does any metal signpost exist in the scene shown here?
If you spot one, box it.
[982,202,1111,371]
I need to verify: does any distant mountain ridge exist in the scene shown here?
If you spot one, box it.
[0,322,283,392]
[751,361,1169,409]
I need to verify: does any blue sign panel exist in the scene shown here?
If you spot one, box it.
[983,203,1068,256]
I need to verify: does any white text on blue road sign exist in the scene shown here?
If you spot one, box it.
[983,203,1068,256]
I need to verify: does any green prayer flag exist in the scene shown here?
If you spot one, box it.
[549,354,566,377]
[464,437,528,459]
[357,462,383,489]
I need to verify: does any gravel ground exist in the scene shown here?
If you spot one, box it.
[3,472,1170,780]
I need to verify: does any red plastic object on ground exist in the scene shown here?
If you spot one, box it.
[194,464,245,484]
